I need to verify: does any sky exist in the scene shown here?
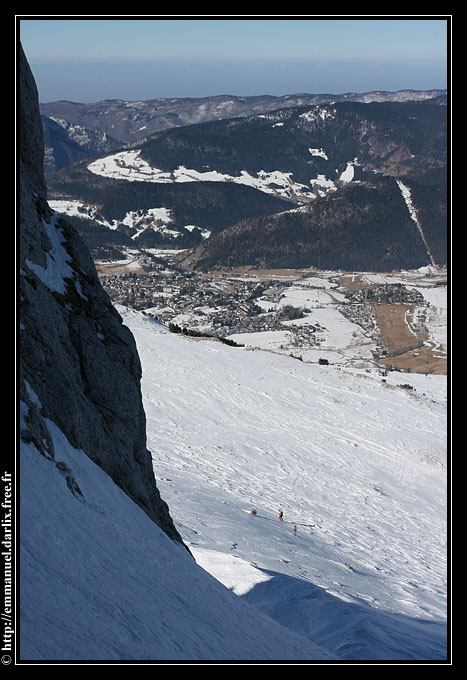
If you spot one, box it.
[18,17,449,103]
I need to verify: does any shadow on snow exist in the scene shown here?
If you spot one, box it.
[241,568,447,662]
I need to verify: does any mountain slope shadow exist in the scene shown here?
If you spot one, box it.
[241,568,447,661]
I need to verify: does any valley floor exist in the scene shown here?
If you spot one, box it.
[97,252,447,376]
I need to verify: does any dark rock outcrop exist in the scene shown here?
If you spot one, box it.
[19,44,185,546]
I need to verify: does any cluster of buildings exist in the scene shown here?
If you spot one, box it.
[97,263,319,344]
[343,283,425,306]
[339,283,426,334]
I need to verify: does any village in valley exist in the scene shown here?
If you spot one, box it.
[95,248,447,375]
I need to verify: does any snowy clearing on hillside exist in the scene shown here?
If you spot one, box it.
[86,149,357,202]
[48,199,188,240]
[121,307,448,661]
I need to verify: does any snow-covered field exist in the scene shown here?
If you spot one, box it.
[48,199,211,241]
[227,269,447,367]
[86,149,345,202]
[121,307,448,661]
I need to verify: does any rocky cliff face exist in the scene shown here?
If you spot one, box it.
[19,44,184,546]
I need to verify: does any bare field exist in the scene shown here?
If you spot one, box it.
[373,304,447,375]
[338,274,371,292]
[209,266,314,281]
[373,304,420,355]
[96,260,146,276]
[378,345,447,375]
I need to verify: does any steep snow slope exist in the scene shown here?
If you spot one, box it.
[121,308,448,661]
[19,401,331,662]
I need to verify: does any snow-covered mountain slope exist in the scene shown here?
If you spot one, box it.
[120,307,448,661]
[20,401,331,662]
[19,301,448,662]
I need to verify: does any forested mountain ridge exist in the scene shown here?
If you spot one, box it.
[40,89,446,145]
[182,170,447,272]
[137,97,447,181]
[46,94,447,271]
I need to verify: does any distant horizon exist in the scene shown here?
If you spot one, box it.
[38,85,448,107]
[19,17,449,104]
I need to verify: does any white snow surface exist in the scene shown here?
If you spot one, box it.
[396,180,435,267]
[25,214,85,298]
[20,304,448,662]
[47,200,185,240]
[86,150,313,202]
[309,148,328,160]
[20,406,330,662]
[86,149,357,203]
[124,308,448,661]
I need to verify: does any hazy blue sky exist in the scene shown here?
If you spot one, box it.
[19,17,449,103]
